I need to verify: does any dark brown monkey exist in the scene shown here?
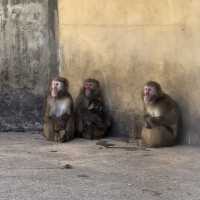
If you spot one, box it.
[43,77,74,142]
[141,81,179,147]
[75,78,111,139]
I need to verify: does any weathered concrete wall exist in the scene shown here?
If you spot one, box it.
[58,0,200,144]
[0,0,58,131]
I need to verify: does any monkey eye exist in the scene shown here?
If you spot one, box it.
[85,83,92,88]
[55,81,61,87]
[144,87,152,94]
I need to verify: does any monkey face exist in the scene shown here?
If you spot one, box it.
[144,85,157,103]
[51,80,64,97]
[84,81,96,97]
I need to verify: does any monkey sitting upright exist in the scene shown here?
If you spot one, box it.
[43,77,75,142]
[141,81,179,147]
[75,78,111,140]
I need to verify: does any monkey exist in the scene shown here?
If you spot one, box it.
[75,78,111,140]
[141,81,179,147]
[43,77,75,142]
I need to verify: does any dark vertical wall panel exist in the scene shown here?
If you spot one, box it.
[0,0,58,131]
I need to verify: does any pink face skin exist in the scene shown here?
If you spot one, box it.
[144,85,157,104]
[51,80,64,97]
[84,82,94,97]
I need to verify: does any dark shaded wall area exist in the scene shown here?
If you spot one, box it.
[0,0,58,131]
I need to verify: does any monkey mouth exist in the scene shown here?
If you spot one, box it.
[85,89,91,97]
[51,89,58,97]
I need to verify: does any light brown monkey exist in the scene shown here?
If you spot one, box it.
[43,77,74,142]
[75,78,111,139]
[141,81,179,147]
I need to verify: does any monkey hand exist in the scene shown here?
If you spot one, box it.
[144,116,160,128]
[144,121,152,128]
[88,103,95,110]
[144,115,153,127]
[48,112,59,120]
[88,102,103,113]
[149,116,165,126]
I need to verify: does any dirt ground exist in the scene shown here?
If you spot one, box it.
[0,132,199,200]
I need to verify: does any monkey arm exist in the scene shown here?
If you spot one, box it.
[147,109,178,128]
[52,113,71,131]
[88,103,103,112]
[148,116,166,127]
[144,114,154,128]
[156,97,179,126]
[144,116,169,128]
[88,100,104,114]
[75,95,89,114]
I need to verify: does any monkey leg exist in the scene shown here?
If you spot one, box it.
[141,127,176,147]
[54,117,75,143]
[65,116,75,141]
[79,112,107,140]
[92,117,109,139]
[93,129,106,139]
[82,125,94,140]
[75,116,84,137]
[82,126,106,140]
[43,119,55,141]
[54,130,65,143]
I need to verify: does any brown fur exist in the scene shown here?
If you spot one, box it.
[75,78,111,139]
[43,77,75,142]
[141,81,179,147]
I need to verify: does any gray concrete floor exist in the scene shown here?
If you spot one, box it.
[0,133,199,200]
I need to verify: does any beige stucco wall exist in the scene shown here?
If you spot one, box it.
[58,0,200,144]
